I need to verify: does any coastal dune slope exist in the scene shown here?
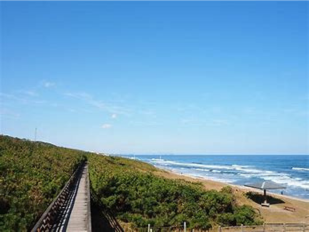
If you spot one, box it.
[88,154,263,230]
[155,169,309,224]
[1,135,307,231]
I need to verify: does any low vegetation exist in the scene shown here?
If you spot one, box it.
[88,155,263,230]
[0,135,262,231]
[0,135,86,231]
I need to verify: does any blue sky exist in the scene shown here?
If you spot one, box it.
[1,2,308,154]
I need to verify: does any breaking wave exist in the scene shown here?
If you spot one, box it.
[292,167,309,172]
[150,158,309,190]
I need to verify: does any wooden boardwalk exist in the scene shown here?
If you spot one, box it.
[66,163,92,232]
[32,162,92,232]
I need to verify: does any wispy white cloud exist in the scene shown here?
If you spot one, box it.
[180,118,194,125]
[42,81,56,88]
[111,114,117,119]
[128,121,162,127]
[139,109,157,117]
[179,117,230,127]
[281,108,309,117]
[175,103,204,113]
[65,92,91,99]
[19,90,39,97]
[0,108,20,118]
[180,118,204,126]
[0,92,28,104]
[102,123,112,129]
[0,92,20,100]
[0,92,46,105]
[65,92,131,116]
[212,119,229,126]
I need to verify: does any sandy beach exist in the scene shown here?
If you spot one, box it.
[153,168,309,224]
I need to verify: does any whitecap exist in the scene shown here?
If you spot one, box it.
[292,167,309,172]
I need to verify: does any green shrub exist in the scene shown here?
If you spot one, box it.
[0,135,86,231]
[88,154,262,230]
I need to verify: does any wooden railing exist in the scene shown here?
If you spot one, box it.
[90,186,124,232]
[87,167,92,232]
[31,161,86,232]
[125,223,309,232]
[217,223,309,232]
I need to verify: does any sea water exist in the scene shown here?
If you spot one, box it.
[121,155,309,200]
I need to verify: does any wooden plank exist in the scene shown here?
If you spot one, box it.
[66,164,91,232]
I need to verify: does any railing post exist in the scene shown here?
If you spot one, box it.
[184,222,187,232]
[148,224,150,232]
[241,224,243,232]
[303,224,305,232]
[218,226,222,232]
[263,223,265,232]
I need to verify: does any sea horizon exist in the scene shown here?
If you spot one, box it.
[117,153,309,156]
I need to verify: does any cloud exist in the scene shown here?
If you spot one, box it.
[0,92,28,104]
[102,124,112,129]
[0,92,48,106]
[0,108,20,118]
[139,109,157,118]
[21,90,38,97]
[43,81,56,88]
[111,114,117,119]
[65,92,131,116]
[65,92,91,99]
[0,92,19,100]
[212,119,229,126]
[180,118,203,126]
[128,121,162,127]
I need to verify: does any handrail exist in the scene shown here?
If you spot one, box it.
[216,223,309,232]
[87,164,92,232]
[31,161,86,232]
[90,186,124,232]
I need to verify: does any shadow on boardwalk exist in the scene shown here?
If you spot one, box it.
[91,199,124,232]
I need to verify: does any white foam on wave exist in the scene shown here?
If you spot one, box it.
[233,165,276,175]
[150,158,309,190]
[195,168,210,172]
[239,173,255,178]
[292,167,309,172]
[194,168,222,173]
[151,159,245,170]
[262,175,309,189]
[129,157,140,161]
[234,167,309,189]
[232,164,252,168]
[211,170,221,173]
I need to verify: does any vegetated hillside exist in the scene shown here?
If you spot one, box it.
[0,135,86,231]
[88,155,263,230]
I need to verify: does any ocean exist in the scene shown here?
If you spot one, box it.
[121,155,309,200]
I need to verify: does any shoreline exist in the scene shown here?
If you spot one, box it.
[177,170,309,203]
[153,166,309,223]
[160,166,309,203]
